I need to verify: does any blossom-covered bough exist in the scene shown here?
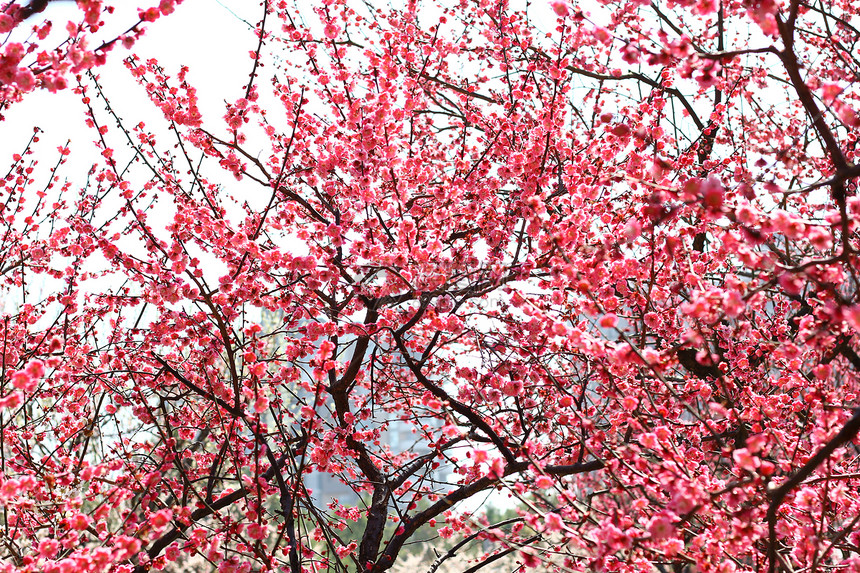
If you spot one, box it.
[1,0,860,572]
[0,0,181,109]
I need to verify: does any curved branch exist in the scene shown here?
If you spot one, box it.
[766,407,860,573]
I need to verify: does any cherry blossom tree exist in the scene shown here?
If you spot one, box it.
[2,0,860,572]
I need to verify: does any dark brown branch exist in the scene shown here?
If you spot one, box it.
[245,0,268,100]
[392,331,517,463]
[766,406,860,573]
[375,459,602,572]
[134,453,290,573]
[151,353,243,418]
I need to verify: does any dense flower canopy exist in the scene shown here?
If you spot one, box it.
[1,0,860,572]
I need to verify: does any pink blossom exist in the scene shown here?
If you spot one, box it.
[519,549,541,568]
[593,27,611,44]
[692,0,717,14]
[252,394,269,413]
[139,7,161,22]
[550,1,570,17]
[543,512,564,531]
[640,433,658,449]
[435,294,454,313]
[25,359,45,378]
[733,448,760,472]
[15,68,35,91]
[0,15,15,34]
[0,392,23,410]
[488,458,505,479]
[69,513,93,530]
[150,508,173,528]
[647,512,676,540]
[664,538,684,556]
[535,475,554,489]
[701,177,724,211]
[11,371,35,392]
[38,539,59,559]
[246,522,267,540]
[324,23,340,39]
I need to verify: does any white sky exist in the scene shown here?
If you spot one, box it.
[2,1,257,164]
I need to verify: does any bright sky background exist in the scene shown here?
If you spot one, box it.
[2,1,256,169]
